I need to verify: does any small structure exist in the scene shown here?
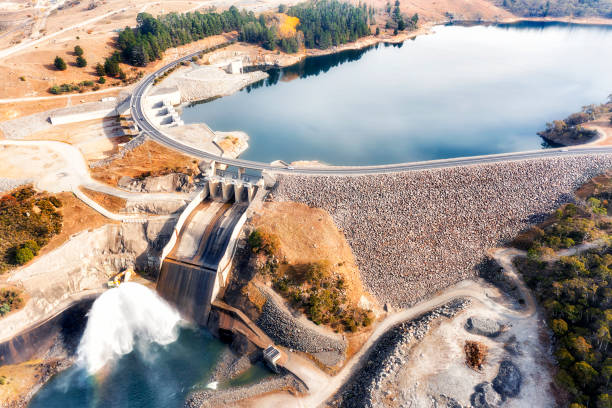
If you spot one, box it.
[225,59,243,75]
[263,345,281,373]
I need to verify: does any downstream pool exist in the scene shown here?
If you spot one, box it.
[28,283,270,408]
[181,22,612,165]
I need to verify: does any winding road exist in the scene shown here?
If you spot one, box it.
[130,48,612,175]
[250,248,538,408]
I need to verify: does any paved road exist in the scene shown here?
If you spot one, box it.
[130,48,612,175]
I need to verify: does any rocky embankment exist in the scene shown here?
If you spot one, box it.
[331,299,470,408]
[256,293,347,367]
[270,155,612,307]
[185,370,306,408]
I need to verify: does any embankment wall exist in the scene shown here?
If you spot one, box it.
[270,154,612,307]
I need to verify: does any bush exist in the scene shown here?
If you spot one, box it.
[54,56,67,71]
[15,247,34,265]
[95,63,106,76]
[74,45,83,56]
[76,56,87,67]
[98,76,106,84]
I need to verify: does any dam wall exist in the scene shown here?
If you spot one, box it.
[270,154,612,307]
[156,260,217,326]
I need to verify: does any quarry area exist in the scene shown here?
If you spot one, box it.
[0,1,612,407]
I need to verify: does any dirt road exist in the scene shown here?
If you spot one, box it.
[254,248,537,407]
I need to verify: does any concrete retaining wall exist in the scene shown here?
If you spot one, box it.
[158,187,209,271]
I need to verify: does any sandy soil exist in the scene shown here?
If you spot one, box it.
[79,187,127,213]
[21,117,129,160]
[38,192,117,258]
[0,143,70,180]
[391,298,555,407]
[0,88,122,122]
[0,359,42,406]
[90,139,199,186]
[249,202,375,307]
[585,114,612,146]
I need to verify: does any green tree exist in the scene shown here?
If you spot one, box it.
[95,63,106,76]
[15,247,34,265]
[572,361,598,389]
[76,55,87,68]
[597,394,611,408]
[104,58,120,77]
[54,56,67,71]
[74,45,84,56]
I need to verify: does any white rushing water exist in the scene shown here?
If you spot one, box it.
[77,282,183,374]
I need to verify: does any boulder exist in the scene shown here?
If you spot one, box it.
[471,382,502,408]
[465,316,502,337]
[492,360,522,398]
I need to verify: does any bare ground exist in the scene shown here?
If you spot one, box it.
[90,140,200,186]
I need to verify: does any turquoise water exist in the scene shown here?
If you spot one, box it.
[29,327,227,408]
[181,22,612,165]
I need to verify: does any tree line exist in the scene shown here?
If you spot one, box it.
[513,195,612,408]
[496,0,612,18]
[113,0,412,67]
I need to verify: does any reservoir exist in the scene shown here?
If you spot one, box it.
[181,22,612,165]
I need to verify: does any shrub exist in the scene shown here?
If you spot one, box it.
[95,63,106,76]
[465,340,488,370]
[74,45,83,56]
[76,56,87,67]
[54,56,67,71]
[15,247,34,265]
[98,76,106,84]
[48,196,62,208]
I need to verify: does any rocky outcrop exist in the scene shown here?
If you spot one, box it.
[2,219,173,343]
[118,173,195,193]
[492,360,522,398]
[256,293,347,367]
[465,316,503,338]
[270,155,612,307]
[185,370,306,408]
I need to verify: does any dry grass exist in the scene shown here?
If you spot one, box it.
[39,192,116,257]
[79,187,126,213]
[250,202,373,307]
[90,140,199,186]
[0,359,42,406]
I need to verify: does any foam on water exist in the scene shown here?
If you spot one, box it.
[77,282,182,374]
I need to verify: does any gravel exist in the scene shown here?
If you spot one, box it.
[464,316,503,337]
[256,293,346,366]
[185,370,306,408]
[270,155,612,307]
[331,298,471,408]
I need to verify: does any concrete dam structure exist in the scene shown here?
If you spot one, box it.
[157,200,248,325]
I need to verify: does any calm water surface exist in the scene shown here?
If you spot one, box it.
[181,22,612,165]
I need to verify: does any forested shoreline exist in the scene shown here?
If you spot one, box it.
[113,0,415,68]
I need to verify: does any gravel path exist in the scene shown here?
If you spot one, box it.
[270,154,612,307]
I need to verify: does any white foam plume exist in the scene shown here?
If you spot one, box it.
[77,282,182,374]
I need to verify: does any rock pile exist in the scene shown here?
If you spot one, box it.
[256,295,346,366]
[332,299,471,408]
[465,316,503,337]
[270,155,612,306]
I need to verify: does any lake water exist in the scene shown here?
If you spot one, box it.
[181,22,612,165]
